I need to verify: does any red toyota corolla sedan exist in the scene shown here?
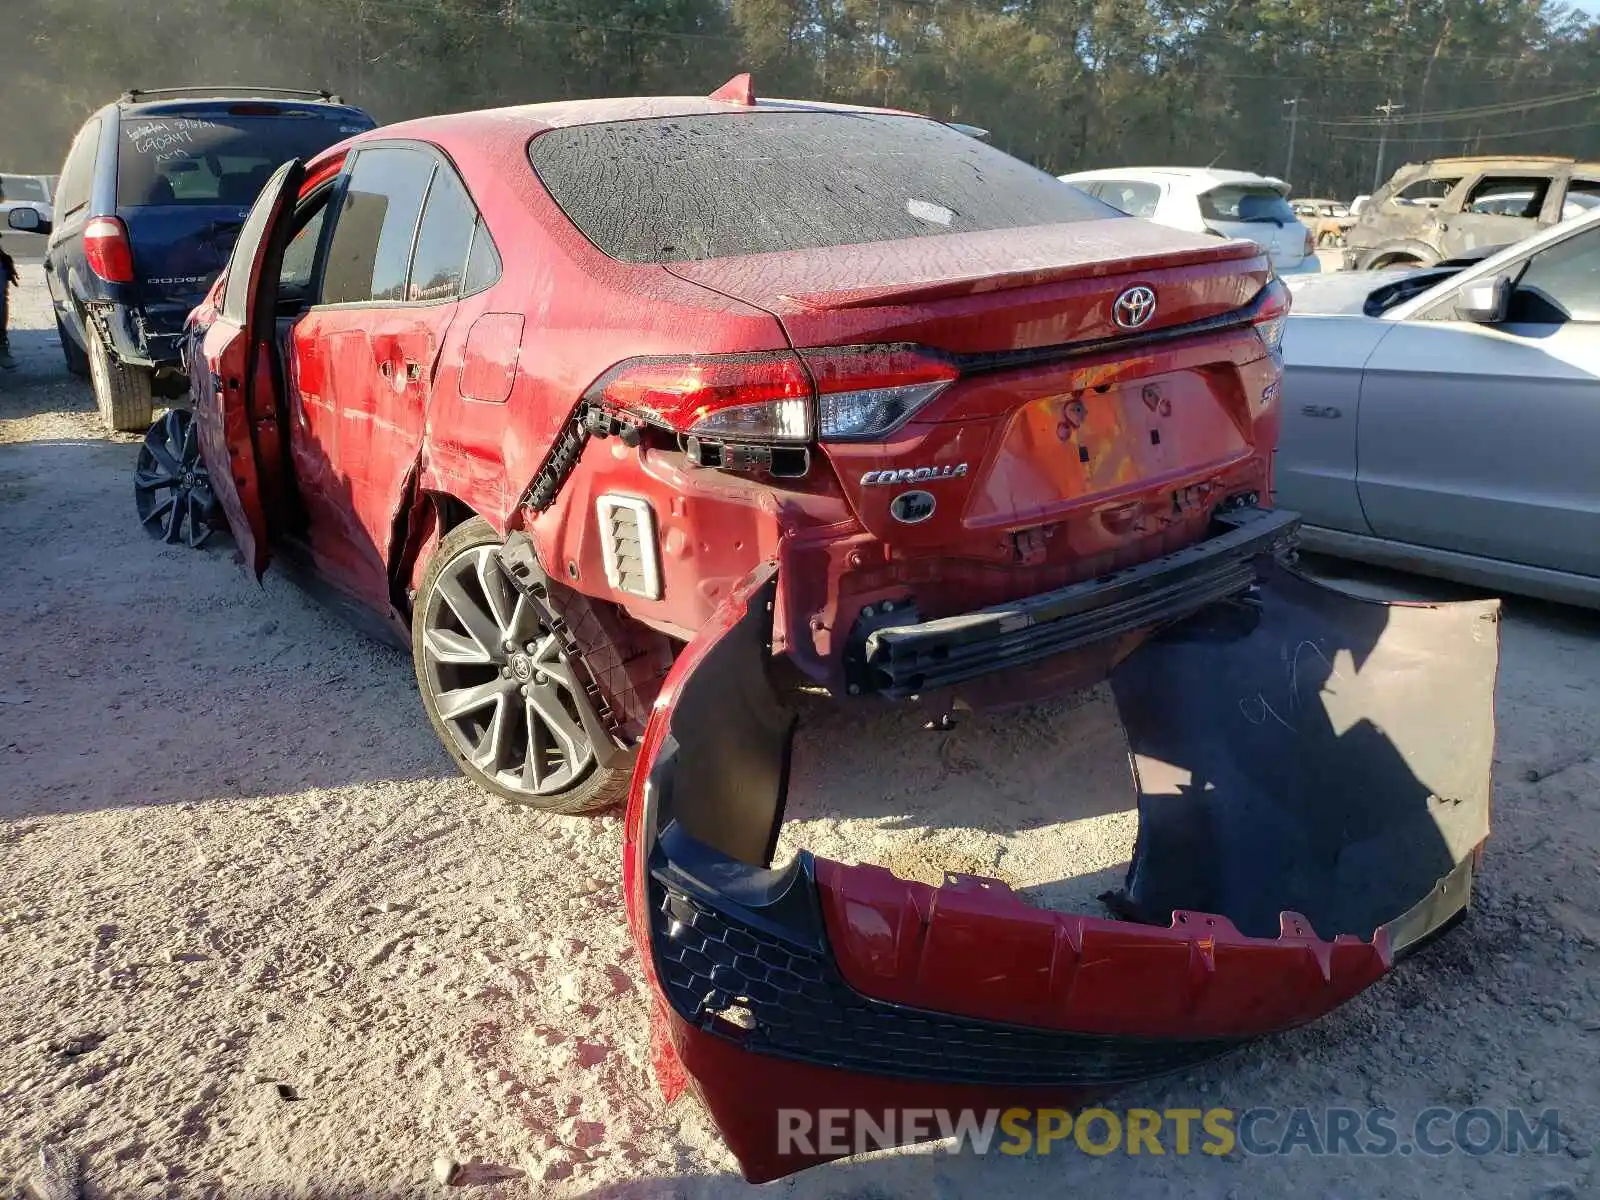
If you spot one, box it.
[170,80,1298,813]
[157,79,1497,1180]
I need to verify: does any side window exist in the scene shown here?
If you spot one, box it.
[1388,176,1461,210]
[407,166,476,302]
[1561,178,1600,221]
[278,192,332,304]
[56,119,101,218]
[1463,176,1549,219]
[320,146,432,305]
[462,219,502,295]
[1505,226,1600,324]
[1097,180,1161,219]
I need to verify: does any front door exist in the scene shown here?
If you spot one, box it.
[193,158,303,577]
[1444,171,1558,258]
[1355,220,1600,577]
[286,144,473,611]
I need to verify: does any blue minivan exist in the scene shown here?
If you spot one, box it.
[25,88,375,430]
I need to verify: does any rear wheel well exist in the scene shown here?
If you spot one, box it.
[434,494,477,535]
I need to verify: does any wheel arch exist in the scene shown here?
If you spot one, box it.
[1362,240,1440,270]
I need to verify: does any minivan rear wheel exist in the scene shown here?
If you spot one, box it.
[412,517,631,814]
[86,319,154,433]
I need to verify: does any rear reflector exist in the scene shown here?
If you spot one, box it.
[83,216,135,284]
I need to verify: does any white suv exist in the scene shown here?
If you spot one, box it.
[1060,167,1321,275]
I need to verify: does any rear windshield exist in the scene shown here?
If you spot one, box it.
[528,111,1116,263]
[1,175,50,203]
[1198,185,1297,225]
[116,113,371,207]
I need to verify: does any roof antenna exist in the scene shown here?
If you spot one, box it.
[709,73,756,106]
[1205,149,1227,168]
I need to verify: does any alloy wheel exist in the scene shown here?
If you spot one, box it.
[134,409,218,548]
[419,544,597,797]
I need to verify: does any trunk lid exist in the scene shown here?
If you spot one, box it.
[668,220,1277,550]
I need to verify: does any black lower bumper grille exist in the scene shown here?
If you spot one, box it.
[649,869,1241,1086]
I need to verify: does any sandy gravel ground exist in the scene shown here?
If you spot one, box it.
[2,268,1598,1199]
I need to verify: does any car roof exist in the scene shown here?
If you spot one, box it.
[1058,166,1291,191]
[365,95,913,147]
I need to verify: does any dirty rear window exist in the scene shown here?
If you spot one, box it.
[116,114,371,208]
[528,111,1115,263]
[1198,185,1296,224]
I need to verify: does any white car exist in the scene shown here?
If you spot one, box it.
[1058,167,1320,275]
[0,173,54,226]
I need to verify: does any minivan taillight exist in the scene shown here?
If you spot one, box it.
[84,217,135,284]
[1250,277,1292,356]
[586,346,959,445]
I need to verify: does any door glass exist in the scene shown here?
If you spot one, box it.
[1463,176,1549,219]
[462,219,502,295]
[1098,180,1161,219]
[1507,226,1600,323]
[278,197,330,305]
[56,119,101,217]
[407,166,476,302]
[1388,176,1460,209]
[321,146,432,305]
[1561,179,1600,221]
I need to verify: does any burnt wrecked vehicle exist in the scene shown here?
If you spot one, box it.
[623,565,1497,1181]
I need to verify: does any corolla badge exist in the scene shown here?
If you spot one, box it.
[1113,285,1157,329]
[861,463,968,486]
[889,490,936,524]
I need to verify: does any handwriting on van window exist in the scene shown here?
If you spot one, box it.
[124,119,222,155]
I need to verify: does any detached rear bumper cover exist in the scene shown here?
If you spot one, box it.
[624,559,1499,1183]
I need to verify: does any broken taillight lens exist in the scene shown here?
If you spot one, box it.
[587,346,959,445]
[84,216,135,284]
[1251,276,1292,356]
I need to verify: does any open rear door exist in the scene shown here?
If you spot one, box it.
[190,158,304,578]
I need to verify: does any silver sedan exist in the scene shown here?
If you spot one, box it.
[1276,207,1600,608]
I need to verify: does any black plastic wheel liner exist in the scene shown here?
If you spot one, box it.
[1109,559,1499,943]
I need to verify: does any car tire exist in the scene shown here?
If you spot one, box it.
[57,314,89,378]
[85,319,154,432]
[412,516,632,814]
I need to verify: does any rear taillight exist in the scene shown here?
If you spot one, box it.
[587,353,812,442]
[84,217,135,284]
[585,345,959,445]
[1251,277,1292,357]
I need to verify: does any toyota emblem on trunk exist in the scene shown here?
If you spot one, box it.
[1113,286,1157,329]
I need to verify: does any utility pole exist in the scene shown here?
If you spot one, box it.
[1283,97,1302,185]
[1373,100,1405,192]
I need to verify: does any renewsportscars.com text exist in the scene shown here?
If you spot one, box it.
[777,1106,1564,1159]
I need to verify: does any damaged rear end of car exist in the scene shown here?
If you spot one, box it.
[624,560,1498,1182]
